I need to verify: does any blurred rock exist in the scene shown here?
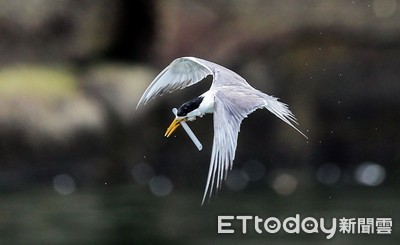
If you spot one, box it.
[83,63,156,125]
[0,0,156,63]
[0,0,120,62]
[0,65,105,157]
[152,0,400,64]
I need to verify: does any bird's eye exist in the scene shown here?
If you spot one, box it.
[178,111,187,116]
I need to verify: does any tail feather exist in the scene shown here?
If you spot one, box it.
[263,95,308,139]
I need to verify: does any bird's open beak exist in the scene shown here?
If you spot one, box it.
[165,117,187,137]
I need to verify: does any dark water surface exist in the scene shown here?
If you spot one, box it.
[0,185,398,244]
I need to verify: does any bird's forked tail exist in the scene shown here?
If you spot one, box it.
[263,95,308,139]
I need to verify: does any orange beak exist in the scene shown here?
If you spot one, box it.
[165,118,187,137]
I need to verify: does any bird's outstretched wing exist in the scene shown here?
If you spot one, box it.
[201,88,307,205]
[201,89,265,205]
[137,57,213,107]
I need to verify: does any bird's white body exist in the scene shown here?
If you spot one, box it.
[137,57,307,205]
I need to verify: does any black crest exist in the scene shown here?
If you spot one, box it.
[177,96,204,117]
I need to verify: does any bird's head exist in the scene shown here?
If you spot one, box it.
[165,96,204,137]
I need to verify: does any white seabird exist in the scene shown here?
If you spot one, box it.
[137,57,307,204]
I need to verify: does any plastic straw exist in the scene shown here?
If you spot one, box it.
[172,108,203,151]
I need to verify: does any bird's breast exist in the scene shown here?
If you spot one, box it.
[199,90,215,114]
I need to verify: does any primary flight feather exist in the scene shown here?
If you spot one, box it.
[137,57,307,205]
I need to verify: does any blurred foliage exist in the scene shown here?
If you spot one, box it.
[0,65,77,98]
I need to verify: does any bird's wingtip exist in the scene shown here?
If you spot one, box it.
[136,102,143,109]
[301,131,309,140]
[201,193,209,206]
[136,97,148,109]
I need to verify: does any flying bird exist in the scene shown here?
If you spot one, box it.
[137,57,307,204]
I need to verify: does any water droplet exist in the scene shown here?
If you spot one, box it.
[354,162,386,186]
[272,173,298,195]
[53,174,76,195]
[149,176,174,197]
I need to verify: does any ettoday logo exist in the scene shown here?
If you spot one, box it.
[218,214,392,239]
